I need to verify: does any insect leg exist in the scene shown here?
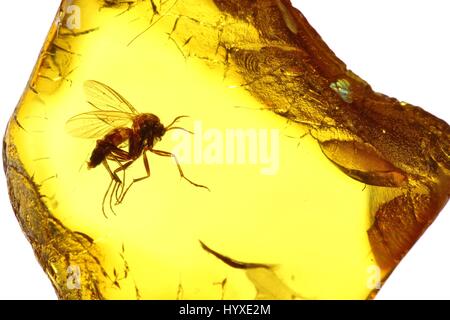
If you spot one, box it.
[107,147,134,201]
[102,159,122,183]
[102,178,115,219]
[100,159,124,217]
[101,152,133,216]
[109,179,120,216]
[116,150,152,204]
[116,160,127,201]
[151,149,210,190]
[112,160,135,203]
[101,156,128,218]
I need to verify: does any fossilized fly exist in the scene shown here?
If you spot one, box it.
[66,80,208,217]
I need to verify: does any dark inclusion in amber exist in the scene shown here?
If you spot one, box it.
[3,0,449,299]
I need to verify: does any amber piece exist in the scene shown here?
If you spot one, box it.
[3,0,449,300]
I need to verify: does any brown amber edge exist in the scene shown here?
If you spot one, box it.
[216,0,450,289]
[3,135,109,299]
[0,1,108,299]
[3,1,117,299]
[285,0,449,280]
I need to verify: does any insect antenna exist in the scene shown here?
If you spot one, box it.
[165,115,193,134]
[165,115,189,129]
[165,126,194,134]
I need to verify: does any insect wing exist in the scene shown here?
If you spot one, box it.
[65,110,134,139]
[83,80,139,114]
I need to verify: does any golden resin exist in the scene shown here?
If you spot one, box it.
[4,0,449,299]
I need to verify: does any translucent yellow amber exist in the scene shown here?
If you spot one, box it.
[4,0,449,299]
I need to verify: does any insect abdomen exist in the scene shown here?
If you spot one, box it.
[88,140,111,168]
[88,128,132,168]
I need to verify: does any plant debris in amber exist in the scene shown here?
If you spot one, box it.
[3,0,449,300]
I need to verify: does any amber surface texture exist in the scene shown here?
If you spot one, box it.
[3,0,450,299]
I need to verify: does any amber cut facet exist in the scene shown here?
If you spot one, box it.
[3,0,449,299]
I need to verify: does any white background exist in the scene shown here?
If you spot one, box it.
[0,0,449,300]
